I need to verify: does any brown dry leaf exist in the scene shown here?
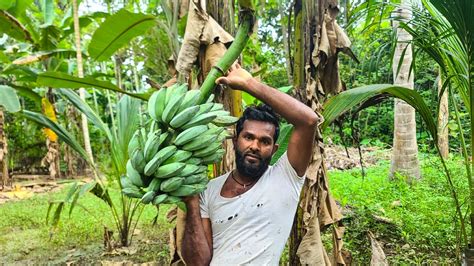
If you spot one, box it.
[368,231,388,266]
[175,0,233,77]
[12,54,44,65]
[203,42,227,77]
[296,215,331,265]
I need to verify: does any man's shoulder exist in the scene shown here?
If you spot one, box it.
[202,172,228,195]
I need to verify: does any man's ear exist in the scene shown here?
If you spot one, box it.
[272,144,279,155]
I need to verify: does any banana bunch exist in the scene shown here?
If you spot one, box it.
[121,83,237,207]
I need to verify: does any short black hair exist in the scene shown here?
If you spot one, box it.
[235,104,280,143]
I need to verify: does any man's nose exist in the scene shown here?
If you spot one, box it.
[248,140,260,152]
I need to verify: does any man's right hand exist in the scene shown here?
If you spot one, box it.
[215,64,253,91]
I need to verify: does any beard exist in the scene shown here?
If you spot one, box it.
[235,148,271,180]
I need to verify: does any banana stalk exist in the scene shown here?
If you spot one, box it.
[197,11,254,104]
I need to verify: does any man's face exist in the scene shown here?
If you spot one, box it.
[233,120,279,180]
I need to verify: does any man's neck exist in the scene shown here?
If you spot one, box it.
[233,169,260,185]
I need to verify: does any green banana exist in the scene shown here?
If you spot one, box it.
[122,187,145,199]
[127,160,144,187]
[163,150,193,164]
[177,89,201,113]
[144,131,162,162]
[195,102,215,116]
[162,195,182,204]
[162,93,185,124]
[153,194,168,205]
[120,175,133,188]
[210,103,224,111]
[174,125,208,146]
[127,131,140,158]
[212,115,239,126]
[206,94,215,103]
[144,145,177,176]
[141,190,156,204]
[154,162,186,178]
[160,177,185,192]
[147,178,162,192]
[183,173,208,185]
[181,112,218,130]
[193,142,222,158]
[182,133,218,151]
[179,164,201,177]
[170,105,200,129]
[148,91,160,121]
[201,149,225,164]
[169,184,207,197]
[186,157,202,165]
[152,88,167,122]
[131,149,146,173]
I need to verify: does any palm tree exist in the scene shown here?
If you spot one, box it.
[390,0,420,181]
[72,0,94,166]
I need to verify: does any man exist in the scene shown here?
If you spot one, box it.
[182,64,317,265]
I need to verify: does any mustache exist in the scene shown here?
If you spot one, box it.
[244,152,261,159]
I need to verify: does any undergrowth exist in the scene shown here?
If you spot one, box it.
[328,154,467,264]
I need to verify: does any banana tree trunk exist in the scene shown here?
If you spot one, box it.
[72,0,94,166]
[0,109,9,189]
[290,0,347,264]
[390,0,420,182]
[205,0,240,175]
[437,71,449,159]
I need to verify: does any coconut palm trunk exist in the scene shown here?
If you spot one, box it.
[390,0,420,181]
[437,71,449,159]
[72,0,94,166]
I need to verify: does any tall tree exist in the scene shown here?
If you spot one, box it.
[390,0,420,181]
[437,71,449,159]
[72,0,94,165]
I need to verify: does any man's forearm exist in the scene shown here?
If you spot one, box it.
[181,198,212,266]
[244,78,318,128]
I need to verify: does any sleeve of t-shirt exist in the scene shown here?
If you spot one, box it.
[199,189,210,219]
[272,151,306,198]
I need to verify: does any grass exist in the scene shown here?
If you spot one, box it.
[0,153,468,264]
[0,182,174,264]
[328,153,467,264]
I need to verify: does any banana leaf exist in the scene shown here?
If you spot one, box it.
[58,89,113,142]
[0,10,32,42]
[37,71,150,100]
[22,110,91,164]
[88,9,155,61]
[0,85,21,113]
[41,0,54,26]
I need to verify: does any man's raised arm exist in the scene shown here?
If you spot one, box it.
[216,65,318,176]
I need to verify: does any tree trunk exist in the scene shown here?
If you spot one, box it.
[437,72,449,159]
[290,0,346,265]
[278,0,293,84]
[41,91,61,179]
[0,109,9,189]
[390,0,420,181]
[72,0,94,166]
[205,0,239,175]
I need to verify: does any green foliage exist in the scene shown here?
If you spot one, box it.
[329,155,466,263]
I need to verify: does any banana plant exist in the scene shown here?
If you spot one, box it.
[41,90,142,247]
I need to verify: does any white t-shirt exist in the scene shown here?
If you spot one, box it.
[200,152,305,265]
